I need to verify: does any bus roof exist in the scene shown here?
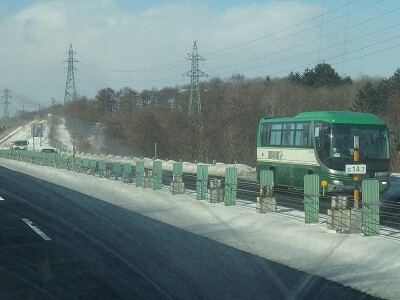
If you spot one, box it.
[260,111,386,125]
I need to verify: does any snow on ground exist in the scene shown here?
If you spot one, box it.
[56,118,73,151]
[0,120,400,299]
[0,158,399,300]
[0,119,52,151]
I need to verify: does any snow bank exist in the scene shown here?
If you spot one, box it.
[0,158,399,300]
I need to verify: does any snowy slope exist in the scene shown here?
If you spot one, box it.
[0,118,74,152]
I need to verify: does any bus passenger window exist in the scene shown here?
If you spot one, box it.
[269,124,283,145]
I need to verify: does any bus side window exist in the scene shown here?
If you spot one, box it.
[261,124,269,146]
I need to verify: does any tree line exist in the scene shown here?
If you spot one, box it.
[61,63,400,170]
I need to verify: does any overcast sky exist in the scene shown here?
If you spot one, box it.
[0,0,399,114]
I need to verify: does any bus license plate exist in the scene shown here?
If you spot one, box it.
[345,164,366,174]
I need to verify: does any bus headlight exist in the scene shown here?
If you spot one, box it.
[328,180,344,191]
[332,180,344,186]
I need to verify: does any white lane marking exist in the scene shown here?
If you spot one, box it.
[22,218,52,241]
[0,196,4,200]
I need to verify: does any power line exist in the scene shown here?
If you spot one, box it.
[203,0,375,58]
[206,22,400,74]
[71,1,391,84]
[268,43,400,78]
[206,0,389,60]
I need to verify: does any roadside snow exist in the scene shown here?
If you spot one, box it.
[56,118,73,151]
[1,158,399,300]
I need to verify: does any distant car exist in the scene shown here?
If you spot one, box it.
[40,148,57,153]
[13,140,29,150]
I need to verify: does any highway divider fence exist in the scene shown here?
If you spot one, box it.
[0,149,388,238]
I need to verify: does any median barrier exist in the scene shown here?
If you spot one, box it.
[257,170,276,213]
[123,163,132,183]
[196,164,208,200]
[171,162,185,195]
[362,180,380,236]
[112,162,122,180]
[224,167,237,206]
[304,174,320,224]
[135,161,144,187]
[0,150,386,238]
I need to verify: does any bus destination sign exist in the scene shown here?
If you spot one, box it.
[345,164,367,174]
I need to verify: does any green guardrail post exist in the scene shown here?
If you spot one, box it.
[89,160,97,174]
[41,152,47,166]
[257,170,276,213]
[112,162,122,180]
[196,164,208,200]
[55,153,62,168]
[224,167,237,206]
[152,160,162,190]
[74,157,82,172]
[136,161,144,187]
[123,163,132,183]
[61,154,68,169]
[82,158,90,173]
[49,153,56,167]
[304,174,320,224]
[171,162,184,194]
[260,169,274,187]
[173,162,183,179]
[362,179,380,236]
[98,160,106,177]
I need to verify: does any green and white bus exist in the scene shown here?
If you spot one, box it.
[256,111,391,193]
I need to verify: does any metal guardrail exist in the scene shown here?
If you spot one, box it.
[1,149,399,240]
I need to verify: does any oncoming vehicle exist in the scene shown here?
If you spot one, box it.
[12,140,29,150]
[256,111,391,194]
[40,147,57,153]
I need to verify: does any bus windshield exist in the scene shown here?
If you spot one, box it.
[330,124,389,160]
[314,123,390,173]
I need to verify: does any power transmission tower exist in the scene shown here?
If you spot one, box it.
[183,41,208,133]
[2,87,12,119]
[64,44,78,105]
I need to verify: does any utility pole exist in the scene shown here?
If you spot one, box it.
[2,87,12,119]
[64,44,78,105]
[182,41,208,134]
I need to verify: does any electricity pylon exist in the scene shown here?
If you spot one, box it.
[2,87,12,119]
[64,44,78,104]
[183,41,208,134]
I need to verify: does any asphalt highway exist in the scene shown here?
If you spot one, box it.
[0,166,379,299]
